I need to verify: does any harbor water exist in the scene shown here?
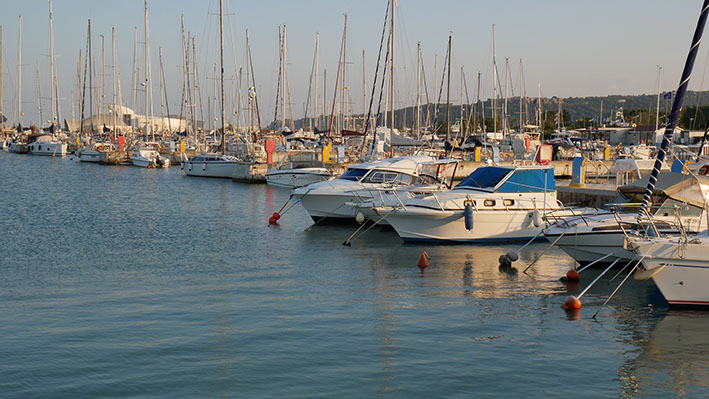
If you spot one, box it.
[1,152,709,398]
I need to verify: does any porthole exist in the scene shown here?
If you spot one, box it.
[484,199,496,207]
[503,199,514,206]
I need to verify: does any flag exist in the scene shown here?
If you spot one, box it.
[663,92,673,99]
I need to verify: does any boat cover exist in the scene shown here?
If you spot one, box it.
[455,166,555,193]
[618,172,709,208]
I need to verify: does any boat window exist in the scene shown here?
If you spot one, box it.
[455,167,511,190]
[364,171,400,184]
[339,168,369,181]
[503,199,514,206]
[484,199,496,207]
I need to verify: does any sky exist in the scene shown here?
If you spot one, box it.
[0,0,706,127]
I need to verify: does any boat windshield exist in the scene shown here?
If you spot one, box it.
[339,168,369,181]
[361,171,414,185]
[653,198,703,217]
[455,167,511,190]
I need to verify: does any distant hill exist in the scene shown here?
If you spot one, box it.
[291,91,709,131]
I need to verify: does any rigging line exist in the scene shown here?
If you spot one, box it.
[691,43,709,130]
[361,0,390,139]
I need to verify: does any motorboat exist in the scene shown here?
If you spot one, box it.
[27,135,67,157]
[347,159,460,223]
[181,153,240,178]
[629,230,709,306]
[544,172,709,265]
[130,142,170,168]
[292,155,436,223]
[266,150,333,188]
[77,142,116,163]
[383,165,561,243]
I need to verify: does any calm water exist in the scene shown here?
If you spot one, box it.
[1,152,708,398]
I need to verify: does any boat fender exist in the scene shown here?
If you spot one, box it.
[355,212,365,224]
[188,162,193,172]
[532,210,542,227]
[463,200,474,231]
[203,162,207,171]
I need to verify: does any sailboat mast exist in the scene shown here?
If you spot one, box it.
[49,0,58,127]
[219,0,226,154]
[446,34,451,143]
[492,24,497,135]
[390,0,395,143]
[655,66,662,132]
[144,0,150,141]
[17,15,22,127]
[416,41,421,139]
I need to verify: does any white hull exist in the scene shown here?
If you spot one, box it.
[632,237,709,306]
[387,208,547,242]
[28,141,67,157]
[544,212,702,265]
[266,168,331,188]
[78,150,102,163]
[181,159,238,178]
[299,191,362,221]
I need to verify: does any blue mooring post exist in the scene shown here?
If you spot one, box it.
[569,156,587,188]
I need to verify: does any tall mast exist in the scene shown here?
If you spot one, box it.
[35,62,42,125]
[389,0,395,155]
[519,59,523,133]
[314,32,319,131]
[446,34,451,143]
[492,24,497,134]
[49,0,58,127]
[144,0,150,140]
[131,27,137,132]
[17,15,22,126]
[219,0,226,154]
[416,42,421,139]
[362,49,366,132]
[655,66,662,132]
[112,27,117,132]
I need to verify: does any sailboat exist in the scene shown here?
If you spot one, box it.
[181,0,240,178]
[28,1,67,157]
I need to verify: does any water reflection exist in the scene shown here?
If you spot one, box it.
[621,311,709,397]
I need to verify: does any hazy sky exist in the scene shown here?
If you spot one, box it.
[0,0,706,127]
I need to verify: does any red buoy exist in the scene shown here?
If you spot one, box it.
[268,212,281,226]
[566,269,580,282]
[563,295,582,310]
[417,251,429,271]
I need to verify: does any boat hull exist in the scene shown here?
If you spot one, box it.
[633,239,709,306]
[265,168,331,188]
[181,160,238,178]
[387,208,546,243]
[28,141,67,157]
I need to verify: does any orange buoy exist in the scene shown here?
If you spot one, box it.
[566,269,580,282]
[417,251,429,271]
[563,295,582,310]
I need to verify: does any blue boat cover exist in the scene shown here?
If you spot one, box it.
[455,166,555,193]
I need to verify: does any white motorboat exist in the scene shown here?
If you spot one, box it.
[77,142,116,163]
[292,155,436,223]
[383,165,561,243]
[347,159,460,222]
[266,150,333,188]
[544,172,709,265]
[181,153,240,178]
[27,135,67,157]
[130,143,170,168]
[629,230,709,306]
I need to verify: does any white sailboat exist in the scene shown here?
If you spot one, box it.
[181,0,240,178]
